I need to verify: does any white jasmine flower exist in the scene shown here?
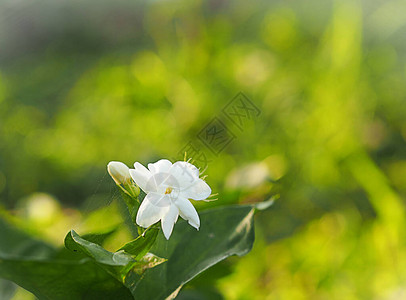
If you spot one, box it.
[129,159,211,239]
[107,161,131,185]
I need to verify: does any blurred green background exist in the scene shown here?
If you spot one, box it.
[1,0,406,298]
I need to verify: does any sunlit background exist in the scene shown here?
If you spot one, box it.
[1,0,406,298]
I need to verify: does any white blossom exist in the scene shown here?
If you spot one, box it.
[107,161,131,185]
[129,159,211,239]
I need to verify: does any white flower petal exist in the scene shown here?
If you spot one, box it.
[107,161,131,185]
[180,178,211,201]
[161,204,179,240]
[147,172,179,195]
[169,161,200,189]
[148,159,172,175]
[129,162,153,193]
[136,193,170,228]
[174,197,200,230]
[178,210,187,221]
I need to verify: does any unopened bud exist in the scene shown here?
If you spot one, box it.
[107,161,131,185]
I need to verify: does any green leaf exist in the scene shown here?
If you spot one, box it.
[64,230,166,282]
[0,215,132,300]
[130,205,256,299]
[53,228,117,261]
[119,227,159,260]
[0,258,133,300]
[0,204,260,300]
[132,253,167,275]
[65,230,136,282]
[0,279,16,300]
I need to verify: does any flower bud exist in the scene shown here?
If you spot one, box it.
[107,161,131,185]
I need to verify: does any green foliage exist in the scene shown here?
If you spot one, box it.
[1,0,406,298]
[132,205,255,299]
[0,204,258,299]
[118,227,159,260]
[0,216,133,300]
[0,258,134,300]
[65,230,144,282]
[0,279,16,300]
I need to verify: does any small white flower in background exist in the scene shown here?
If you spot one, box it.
[129,159,211,240]
[107,161,132,185]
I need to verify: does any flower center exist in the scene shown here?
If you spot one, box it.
[165,187,173,194]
